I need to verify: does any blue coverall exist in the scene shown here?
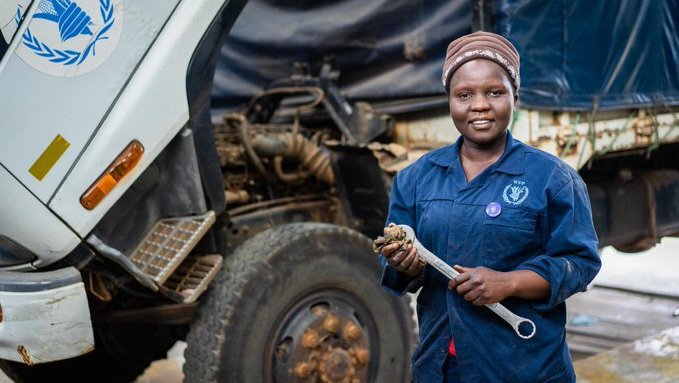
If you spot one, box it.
[381,132,601,382]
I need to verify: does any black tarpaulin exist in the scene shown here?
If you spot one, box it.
[212,0,679,112]
[212,0,472,108]
[496,0,679,111]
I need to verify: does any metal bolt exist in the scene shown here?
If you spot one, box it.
[302,329,320,349]
[295,362,313,378]
[323,315,340,333]
[343,323,361,342]
[311,304,329,317]
[355,348,369,365]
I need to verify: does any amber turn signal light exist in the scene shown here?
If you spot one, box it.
[80,141,144,210]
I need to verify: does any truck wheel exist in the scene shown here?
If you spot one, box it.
[184,222,415,383]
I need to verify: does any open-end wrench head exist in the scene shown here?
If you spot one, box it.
[397,224,416,242]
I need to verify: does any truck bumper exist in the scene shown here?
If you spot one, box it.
[0,267,94,364]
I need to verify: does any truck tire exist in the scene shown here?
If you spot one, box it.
[184,222,415,383]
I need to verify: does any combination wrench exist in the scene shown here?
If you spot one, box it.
[398,224,536,339]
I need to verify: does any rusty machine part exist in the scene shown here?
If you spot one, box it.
[213,68,394,217]
[225,189,250,204]
[216,108,336,209]
[87,272,113,302]
[269,290,376,383]
[219,113,335,186]
[252,133,335,185]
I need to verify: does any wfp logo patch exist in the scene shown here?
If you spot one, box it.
[502,180,529,205]
[16,0,123,77]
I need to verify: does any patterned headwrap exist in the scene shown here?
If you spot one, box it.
[442,31,520,96]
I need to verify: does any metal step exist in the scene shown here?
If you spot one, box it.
[129,211,216,284]
[163,254,223,303]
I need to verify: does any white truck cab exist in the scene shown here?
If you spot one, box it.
[0,0,242,373]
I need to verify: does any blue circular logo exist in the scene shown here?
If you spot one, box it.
[16,0,123,76]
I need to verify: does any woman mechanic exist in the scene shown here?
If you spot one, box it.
[379,31,601,382]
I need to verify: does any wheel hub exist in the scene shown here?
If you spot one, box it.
[320,348,351,381]
[270,292,373,383]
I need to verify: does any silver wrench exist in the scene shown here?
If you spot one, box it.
[398,224,536,339]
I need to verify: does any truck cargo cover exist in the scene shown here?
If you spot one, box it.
[212,0,679,112]
[495,0,679,111]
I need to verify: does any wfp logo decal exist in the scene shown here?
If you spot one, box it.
[16,0,123,76]
[502,180,529,205]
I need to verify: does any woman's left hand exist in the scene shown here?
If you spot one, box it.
[447,265,515,305]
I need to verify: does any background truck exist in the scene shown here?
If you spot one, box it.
[0,0,677,382]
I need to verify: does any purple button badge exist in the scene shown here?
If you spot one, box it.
[485,202,502,217]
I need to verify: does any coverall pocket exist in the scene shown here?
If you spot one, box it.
[481,207,539,270]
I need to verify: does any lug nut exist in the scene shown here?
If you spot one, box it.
[355,348,369,365]
[343,323,361,342]
[323,315,340,333]
[311,304,329,316]
[302,329,320,349]
[295,362,313,378]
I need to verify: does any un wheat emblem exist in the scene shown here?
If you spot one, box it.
[16,0,116,67]
[503,182,529,205]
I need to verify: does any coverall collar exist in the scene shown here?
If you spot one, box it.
[427,131,525,176]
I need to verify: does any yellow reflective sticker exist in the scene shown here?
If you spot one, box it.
[29,134,70,181]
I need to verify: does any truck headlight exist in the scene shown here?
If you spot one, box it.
[0,236,36,267]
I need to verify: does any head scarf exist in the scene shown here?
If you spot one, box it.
[442,31,520,96]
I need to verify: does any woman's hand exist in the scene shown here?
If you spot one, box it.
[381,242,422,278]
[447,265,514,305]
[448,265,550,305]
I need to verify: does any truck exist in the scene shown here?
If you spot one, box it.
[0,0,677,382]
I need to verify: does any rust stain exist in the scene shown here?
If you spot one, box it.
[46,297,66,305]
[82,343,95,355]
[16,345,32,365]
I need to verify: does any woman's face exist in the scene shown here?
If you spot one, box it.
[448,59,515,149]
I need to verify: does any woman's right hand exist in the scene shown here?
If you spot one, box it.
[381,242,422,278]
